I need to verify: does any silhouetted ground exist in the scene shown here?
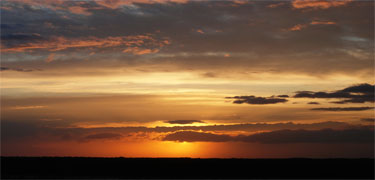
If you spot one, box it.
[1,157,374,179]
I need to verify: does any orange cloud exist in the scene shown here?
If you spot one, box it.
[122,47,160,55]
[310,21,336,25]
[67,6,92,16]
[2,35,170,54]
[287,20,336,31]
[3,0,188,14]
[10,105,46,110]
[196,29,205,34]
[292,0,352,9]
[95,0,189,9]
[267,2,285,8]
[3,0,91,15]
[45,54,55,63]
[288,24,308,31]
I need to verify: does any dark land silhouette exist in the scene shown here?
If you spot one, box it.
[1,157,374,179]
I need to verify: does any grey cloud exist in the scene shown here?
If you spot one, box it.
[307,102,320,105]
[85,133,123,140]
[361,118,375,123]
[165,120,204,124]
[0,1,373,77]
[310,107,374,111]
[2,120,364,143]
[226,96,287,105]
[294,84,375,104]
[0,66,39,72]
[162,128,374,143]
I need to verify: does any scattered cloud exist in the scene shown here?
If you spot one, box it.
[225,96,288,105]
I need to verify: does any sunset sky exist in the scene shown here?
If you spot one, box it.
[1,0,374,158]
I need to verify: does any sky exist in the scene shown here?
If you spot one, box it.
[1,0,374,158]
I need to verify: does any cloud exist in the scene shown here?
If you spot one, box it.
[122,47,160,55]
[163,131,232,142]
[1,34,170,54]
[45,54,55,63]
[288,24,308,31]
[307,102,320,105]
[310,107,374,111]
[163,128,374,143]
[267,2,285,8]
[1,0,373,79]
[310,21,336,25]
[294,84,375,104]
[85,133,123,140]
[287,20,337,32]
[361,118,375,123]
[2,119,362,143]
[165,120,204,124]
[225,96,288,105]
[9,105,46,110]
[291,0,353,10]
[0,67,38,72]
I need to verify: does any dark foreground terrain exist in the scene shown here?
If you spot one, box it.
[1,157,374,179]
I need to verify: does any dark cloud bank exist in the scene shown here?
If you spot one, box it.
[294,83,375,104]
[165,120,204,124]
[225,96,288,104]
[2,120,372,143]
[163,128,374,144]
[310,107,374,111]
